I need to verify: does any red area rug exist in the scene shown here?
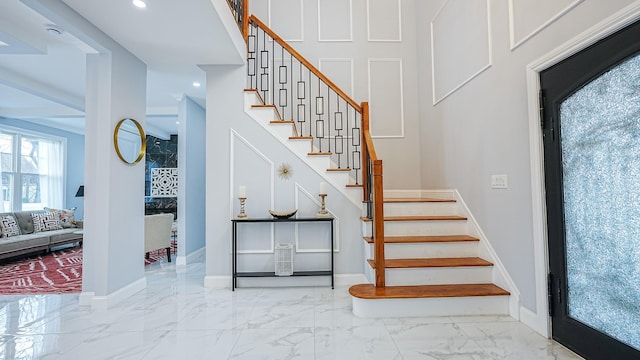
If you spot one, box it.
[0,247,83,294]
[0,242,177,295]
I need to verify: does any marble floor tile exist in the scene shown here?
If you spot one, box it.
[0,253,585,359]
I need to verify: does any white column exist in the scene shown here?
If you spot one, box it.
[81,50,147,308]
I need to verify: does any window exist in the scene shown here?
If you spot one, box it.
[0,127,65,212]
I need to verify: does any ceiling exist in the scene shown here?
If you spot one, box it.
[0,0,244,138]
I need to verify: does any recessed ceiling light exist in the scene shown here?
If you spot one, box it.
[133,0,147,9]
[176,121,180,125]
[192,82,201,87]
[0,41,8,46]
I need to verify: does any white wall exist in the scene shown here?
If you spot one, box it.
[204,64,363,286]
[415,0,637,315]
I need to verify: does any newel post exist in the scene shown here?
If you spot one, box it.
[373,159,385,287]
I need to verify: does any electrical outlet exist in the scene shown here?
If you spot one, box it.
[491,174,508,189]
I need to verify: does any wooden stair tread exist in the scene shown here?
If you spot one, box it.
[327,168,351,172]
[346,184,363,188]
[270,120,294,124]
[385,198,456,203]
[309,152,332,155]
[360,215,467,222]
[289,136,313,140]
[251,104,274,108]
[367,257,493,268]
[363,235,479,244]
[349,283,510,299]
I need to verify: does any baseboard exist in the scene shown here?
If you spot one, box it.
[204,273,366,289]
[520,305,550,337]
[335,273,367,286]
[82,277,147,310]
[176,246,205,267]
[453,189,522,321]
[204,275,231,288]
[79,291,95,306]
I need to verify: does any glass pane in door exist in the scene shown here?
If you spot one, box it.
[560,53,640,350]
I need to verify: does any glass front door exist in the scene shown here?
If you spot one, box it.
[541,19,640,360]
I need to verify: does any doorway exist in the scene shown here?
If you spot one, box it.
[540,19,640,359]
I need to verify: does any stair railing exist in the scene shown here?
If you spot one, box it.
[246,15,363,184]
[226,0,248,37]
[225,3,386,287]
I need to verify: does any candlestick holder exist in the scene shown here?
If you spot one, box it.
[317,193,330,217]
[237,197,248,219]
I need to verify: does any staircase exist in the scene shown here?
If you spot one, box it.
[226,0,514,319]
[350,192,511,317]
[243,89,363,205]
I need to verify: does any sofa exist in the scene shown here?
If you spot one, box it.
[0,210,83,261]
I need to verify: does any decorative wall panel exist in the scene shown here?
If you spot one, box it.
[230,130,275,253]
[431,0,491,104]
[367,0,402,42]
[318,0,352,41]
[368,59,404,138]
[269,0,304,41]
[509,0,583,50]
[151,168,178,197]
[145,135,177,216]
[294,183,339,252]
[318,58,354,95]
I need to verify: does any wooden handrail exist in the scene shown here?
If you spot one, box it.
[361,102,370,202]
[242,0,249,39]
[248,15,362,112]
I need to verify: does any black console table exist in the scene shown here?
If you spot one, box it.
[231,217,334,291]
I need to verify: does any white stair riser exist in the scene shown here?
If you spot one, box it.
[383,266,493,286]
[244,92,262,106]
[268,123,296,139]
[352,295,509,317]
[288,139,312,154]
[368,241,479,259]
[384,202,459,217]
[383,190,455,200]
[324,171,351,186]
[362,220,469,237]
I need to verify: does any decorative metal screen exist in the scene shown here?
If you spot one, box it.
[151,168,178,197]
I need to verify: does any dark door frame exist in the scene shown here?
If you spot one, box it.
[523,7,640,338]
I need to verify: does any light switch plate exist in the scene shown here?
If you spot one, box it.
[491,174,508,189]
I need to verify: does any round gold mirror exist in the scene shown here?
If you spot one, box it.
[113,118,146,164]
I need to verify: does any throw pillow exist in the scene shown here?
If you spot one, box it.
[32,212,62,232]
[44,207,77,228]
[0,215,21,237]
